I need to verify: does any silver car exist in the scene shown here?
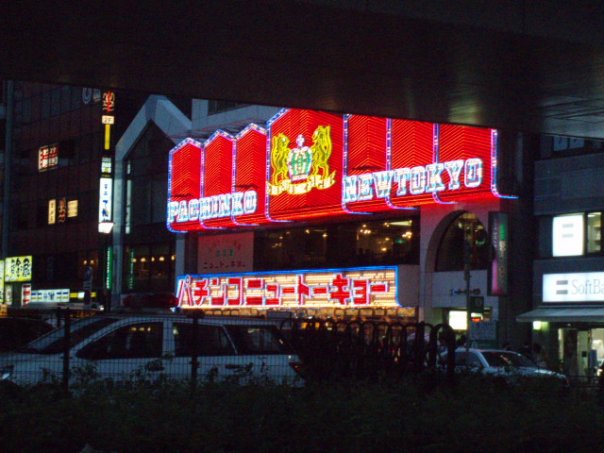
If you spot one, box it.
[441,348,569,386]
[0,314,304,387]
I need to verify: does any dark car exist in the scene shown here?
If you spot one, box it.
[0,317,54,352]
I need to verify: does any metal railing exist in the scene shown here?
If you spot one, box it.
[277,317,457,383]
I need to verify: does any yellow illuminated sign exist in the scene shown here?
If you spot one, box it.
[5,256,33,282]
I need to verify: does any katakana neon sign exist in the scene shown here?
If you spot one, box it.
[176,266,399,309]
[167,109,513,232]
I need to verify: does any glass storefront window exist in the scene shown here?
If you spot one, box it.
[123,244,175,293]
[253,218,419,271]
[355,220,416,265]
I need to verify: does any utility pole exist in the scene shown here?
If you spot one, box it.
[464,224,473,353]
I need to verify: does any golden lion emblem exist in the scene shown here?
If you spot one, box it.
[268,125,336,195]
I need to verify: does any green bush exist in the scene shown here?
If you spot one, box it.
[0,376,602,452]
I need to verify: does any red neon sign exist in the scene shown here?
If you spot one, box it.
[345,115,390,213]
[167,139,203,233]
[167,109,513,232]
[202,131,236,229]
[176,266,398,309]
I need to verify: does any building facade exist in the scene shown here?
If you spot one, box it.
[114,98,534,348]
[519,135,604,380]
[2,82,150,307]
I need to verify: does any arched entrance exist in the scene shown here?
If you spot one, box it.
[422,210,498,347]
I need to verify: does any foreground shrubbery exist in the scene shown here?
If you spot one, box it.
[0,375,602,453]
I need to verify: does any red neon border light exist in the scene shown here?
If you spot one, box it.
[167,109,514,232]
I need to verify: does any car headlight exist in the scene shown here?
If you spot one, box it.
[1,365,14,381]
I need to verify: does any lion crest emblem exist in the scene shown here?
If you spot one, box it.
[268,125,336,195]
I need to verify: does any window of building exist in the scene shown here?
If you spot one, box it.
[77,250,99,279]
[553,136,585,152]
[548,212,604,257]
[50,88,61,116]
[541,135,604,158]
[254,218,419,271]
[587,212,602,254]
[37,203,48,227]
[552,213,584,257]
[41,90,50,119]
[435,213,489,272]
[124,243,175,293]
[125,124,171,228]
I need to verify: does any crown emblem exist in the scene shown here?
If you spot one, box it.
[268,125,336,195]
[288,135,313,182]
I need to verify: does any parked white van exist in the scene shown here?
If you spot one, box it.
[0,313,304,387]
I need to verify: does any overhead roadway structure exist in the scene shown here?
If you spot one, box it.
[2,1,604,138]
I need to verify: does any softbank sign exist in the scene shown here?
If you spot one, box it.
[543,272,604,302]
[167,109,514,233]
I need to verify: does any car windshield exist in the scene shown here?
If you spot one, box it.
[482,351,536,368]
[17,317,118,354]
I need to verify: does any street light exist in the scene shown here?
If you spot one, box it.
[98,221,114,234]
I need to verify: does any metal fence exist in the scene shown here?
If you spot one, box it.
[278,317,457,383]
[0,310,459,393]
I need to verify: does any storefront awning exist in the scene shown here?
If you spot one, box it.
[517,307,604,323]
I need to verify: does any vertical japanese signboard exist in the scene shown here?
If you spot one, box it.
[48,199,56,225]
[98,90,116,233]
[58,197,67,223]
[98,178,113,224]
[488,211,509,296]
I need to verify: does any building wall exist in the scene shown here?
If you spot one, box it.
[527,136,604,377]
[3,82,149,303]
[533,145,604,304]
[535,152,604,216]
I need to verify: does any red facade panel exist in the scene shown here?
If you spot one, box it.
[343,115,390,213]
[167,139,203,233]
[436,124,493,203]
[202,132,236,229]
[389,119,435,207]
[266,109,345,221]
[233,125,269,226]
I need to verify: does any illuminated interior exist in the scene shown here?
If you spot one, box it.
[254,218,419,271]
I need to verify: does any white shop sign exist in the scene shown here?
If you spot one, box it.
[543,272,604,302]
[30,288,70,303]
